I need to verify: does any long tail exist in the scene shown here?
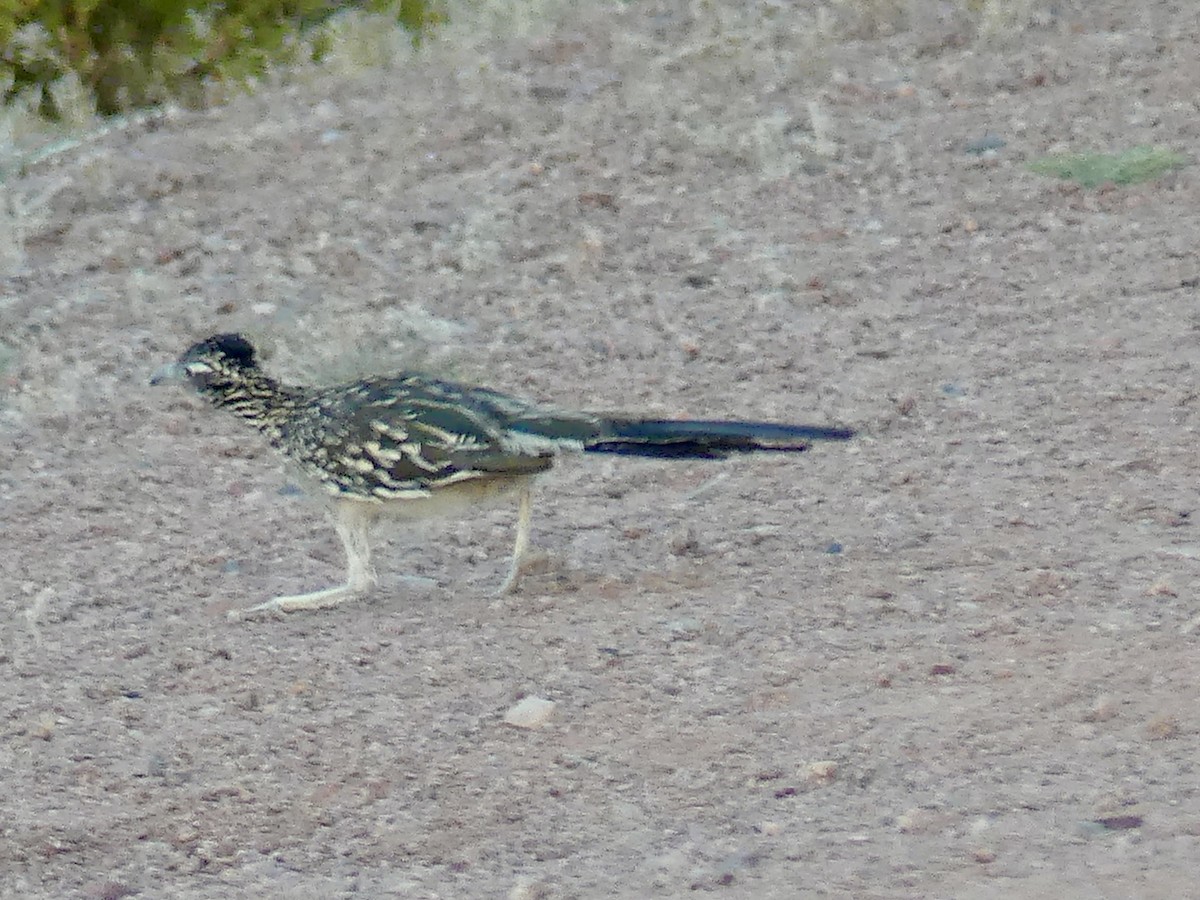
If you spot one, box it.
[583,418,854,459]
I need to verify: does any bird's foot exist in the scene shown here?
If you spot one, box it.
[495,550,552,596]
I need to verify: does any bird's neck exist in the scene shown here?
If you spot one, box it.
[202,370,306,445]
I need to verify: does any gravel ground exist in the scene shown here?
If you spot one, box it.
[2,2,1200,897]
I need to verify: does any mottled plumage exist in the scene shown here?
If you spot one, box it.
[152,333,853,618]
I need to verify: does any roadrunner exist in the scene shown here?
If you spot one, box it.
[152,333,853,618]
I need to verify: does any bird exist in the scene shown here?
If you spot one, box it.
[151,333,853,619]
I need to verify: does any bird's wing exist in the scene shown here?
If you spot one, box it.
[288,376,555,500]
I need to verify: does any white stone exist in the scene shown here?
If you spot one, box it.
[503,696,556,729]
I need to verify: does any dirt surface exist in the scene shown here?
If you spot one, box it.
[3,2,1200,897]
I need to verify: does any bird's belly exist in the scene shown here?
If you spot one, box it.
[313,473,535,523]
[386,475,533,521]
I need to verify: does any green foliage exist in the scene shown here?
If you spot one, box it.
[1,0,444,118]
[1028,146,1188,188]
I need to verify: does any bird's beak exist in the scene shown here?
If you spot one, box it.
[149,361,186,386]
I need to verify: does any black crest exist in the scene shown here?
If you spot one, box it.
[195,333,257,368]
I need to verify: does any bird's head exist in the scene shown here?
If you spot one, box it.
[151,333,262,395]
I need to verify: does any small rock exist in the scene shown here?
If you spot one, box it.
[30,716,55,741]
[964,134,1006,155]
[1093,814,1144,831]
[86,882,136,900]
[665,618,702,641]
[508,877,550,900]
[805,760,838,785]
[1085,694,1119,722]
[503,696,556,729]
[146,753,169,777]
[897,808,950,834]
[668,526,703,556]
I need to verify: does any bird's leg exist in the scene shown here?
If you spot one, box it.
[229,502,378,620]
[496,483,534,595]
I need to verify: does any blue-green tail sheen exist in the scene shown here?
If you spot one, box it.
[585,418,854,459]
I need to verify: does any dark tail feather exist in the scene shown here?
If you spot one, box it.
[585,418,854,459]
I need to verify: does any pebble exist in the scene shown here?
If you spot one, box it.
[503,696,556,729]
[964,133,1007,155]
[665,618,702,641]
[805,760,839,784]
[508,877,550,900]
